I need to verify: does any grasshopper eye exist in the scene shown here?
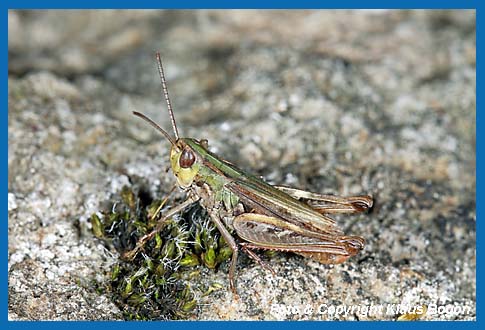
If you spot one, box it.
[179,148,195,168]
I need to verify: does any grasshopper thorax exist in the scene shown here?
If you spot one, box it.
[170,139,201,188]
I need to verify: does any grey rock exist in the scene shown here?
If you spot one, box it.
[8,10,475,320]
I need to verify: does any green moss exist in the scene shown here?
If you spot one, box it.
[90,185,232,320]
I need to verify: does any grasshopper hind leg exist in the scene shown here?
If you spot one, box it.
[297,235,365,264]
[233,213,365,266]
[240,243,277,276]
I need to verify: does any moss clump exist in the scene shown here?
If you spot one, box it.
[91,185,231,320]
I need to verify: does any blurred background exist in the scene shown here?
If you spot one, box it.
[8,10,475,320]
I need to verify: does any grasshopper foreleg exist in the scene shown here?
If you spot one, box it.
[149,185,177,220]
[207,209,239,295]
[123,195,199,260]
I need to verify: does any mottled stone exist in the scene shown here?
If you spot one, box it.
[8,10,475,320]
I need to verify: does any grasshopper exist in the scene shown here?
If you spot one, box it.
[127,52,373,294]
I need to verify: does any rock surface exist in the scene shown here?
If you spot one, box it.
[8,10,475,320]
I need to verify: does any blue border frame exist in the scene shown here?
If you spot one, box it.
[3,1,479,9]
[5,0,479,328]
[476,3,480,326]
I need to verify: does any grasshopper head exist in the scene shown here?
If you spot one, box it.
[170,139,201,188]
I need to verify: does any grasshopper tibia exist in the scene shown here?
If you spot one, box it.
[240,243,277,276]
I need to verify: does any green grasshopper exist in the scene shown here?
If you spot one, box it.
[127,52,373,294]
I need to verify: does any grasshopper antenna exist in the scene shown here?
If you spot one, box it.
[133,111,177,147]
[156,52,180,141]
